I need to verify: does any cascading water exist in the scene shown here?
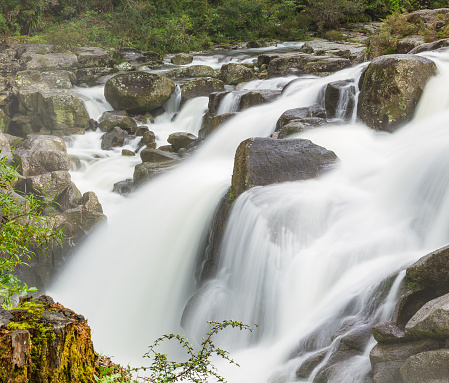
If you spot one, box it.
[50,47,449,382]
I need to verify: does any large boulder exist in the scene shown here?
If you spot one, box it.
[98,110,137,133]
[408,38,449,55]
[200,112,236,138]
[140,148,180,163]
[0,295,96,383]
[23,53,78,70]
[13,135,71,176]
[239,90,281,111]
[181,78,225,105]
[171,53,194,65]
[76,46,113,68]
[276,105,326,131]
[15,170,72,200]
[104,72,175,113]
[400,349,449,383]
[168,132,197,152]
[357,54,437,132]
[219,63,255,85]
[231,138,338,199]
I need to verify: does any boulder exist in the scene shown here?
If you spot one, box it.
[276,105,326,131]
[140,148,179,163]
[181,78,225,105]
[239,90,281,111]
[372,321,406,344]
[0,295,96,383]
[208,91,230,116]
[408,38,449,55]
[357,54,437,132]
[200,112,236,138]
[74,67,117,86]
[168,132,197,152]
[54,182,82,211]
[405,8,449,29]
[396,36,425,54]
[171,53,194,65]
[278,118,328,139]
[164,65,216,79]
[142,130,156,146]
[76,46,112,68]
[325,80,356,120]
[370,339,441,383]
[101,127,128,150]
[23,53,78,70]
[133,161,178,186]
[41,70,76,89]
[231,138,338,199]
[219,63,255,85]
[13,135,71,176]
[400,349,449,383]
[104,72,175,113]
[113,179,135,195]
[0,132,12,159]
[404,293,449,340]
[267,53,309,77]
[296,350,328,379]
[16,170,72,200]
[303,57,351,75]
[257,53,281,68]
[98,110,137,133]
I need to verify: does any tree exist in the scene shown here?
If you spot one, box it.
[0,154,62,309]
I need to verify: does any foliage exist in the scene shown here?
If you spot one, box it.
[0,155,62,309]
[94,320,254,383]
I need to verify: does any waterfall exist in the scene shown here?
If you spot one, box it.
[50,48,449,382]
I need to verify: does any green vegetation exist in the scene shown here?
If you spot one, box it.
[0,155,62,309]
[0,0,445,54]
[95,320,254,383]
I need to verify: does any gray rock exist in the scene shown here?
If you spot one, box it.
[181,78,225,105]
[101,127,128,150]
[140,148,179,163]
[372,321,406,344]
[23,53,78,70]
[16,170,72,200]
[98,111,137,133]
[231,138,338,199]
[200,112,236,138]
[113,179,135,195]
[239,90,281,111]
[76,47,112,68]
[358,54,437,132]
[325,80,356,120]
[133,161,178,186]
[276,105,326,131]
[74,67,117,86]
[303,57,351,75]
[278,118,327,139]
[104,72,175,113]
[219,63,255,85]
[408,38,449,55]
[171,53,194,65]
[164,65,216,79]
[208,91,230,116]
[396,36,426,54]
[400,349,449,383]
[168,132,197,152]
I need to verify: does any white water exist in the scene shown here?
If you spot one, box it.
[50,48,449,382]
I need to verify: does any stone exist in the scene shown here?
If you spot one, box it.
[0,296,96,383]
[257,53,281,68]
[0,131,12,159]
[231,138,338,199]
[98,110,137,133]
[208,91,230,116]
[276,105,326,131]
[122,149,135,156]
[396,36,426,54]
[219,63,255,85]
[13,135,71,176]
[54,182,82,211]
[23,53,78,70]
[104,72,175,113]
[405,293,449,340]
[142,130,156,146]
[140,148,179,163]
[200,112,236,138]
[296,350,327,379]
[239,90,281,111]
[74,67,117,86]
[16,170,72,200]
[113,179,135,195]
[325,80,356,120]
[101,127,128,150]
[171,53,194,65]
[168,132,197,152]
[357,54,437,132]
[133,161,178,186]
[164,65,216,79]
[278,118,327,139]
[400,349,449,383]
[408,38,449,55]
[372,321,406,343]
[303,57,351,75]
[181,78,225,105]
[76,46,112,68]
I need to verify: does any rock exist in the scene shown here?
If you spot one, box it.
[76,46,112,68]
[208,91,230,116]
[98,110,137,133]
[372,321,406,343]
[219,63,255,85]
[370,339,441,383]
[231,138,338,199]
[405,8,449,29]
[400,349,449,383]
[104,72,175,113]
[142,130,156,146]
[325,80,356,120]
[239,90,281,111]
[408,38,449,55]
[16,170,72,200]
[122,149,135,156]
[267,53,309,77]
[164,65,216,79]
[13,135,71,176]
[278,118,327,139]
[257,53,281,68]
[397,245,449,326]
[41,70,76,89]
[181,78,225,105]
[14,89,90,136]
[171,53,194,65]
[133,161,178,186]
[0,131,12,159]
[114,61,135,71]
[0,296,96,383]
[276,105,326,131]
[200,112,236,138]
[54,182,82,211]
[101,127,128,150]
[140,148,179,163]
[168,132,197,152]
[296,350,328,379]
[404,293,449,340]
[303,57,351,75]
[396,36,426,54]
[74,67,117,86]
[23,53,78,70]
[358,54,437,132]
[113,179,135,195]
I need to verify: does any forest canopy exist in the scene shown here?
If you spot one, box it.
[0,0,446,53]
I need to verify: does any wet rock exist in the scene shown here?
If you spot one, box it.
[372,321,407,344]
[13,135,71,176]
[104,72,175,113]
[278,118,327,139]
[276,105,326,131]
[171,53,194,65]
[358,54,437,132]
[122,149,135,156]
[231,137,338,199]
[303,57,351,75]
[208,91,230,116]
[200,112,236,138]
[0,296,96,383]
[164,65,216,79]
[133,161,178,186]
[101,127,128,150]
[219,63,255,85]
[257,53,281,68]
[400,349,449,383]
[142,130,156,146]
[113,179,135,195]
[239,90,281,111]
[140,148,179,163]
[296,350,328,379]
[98,110,137,133]
[181,78,225,105]
[325,80,356,120]
[168,132,197,152]
[408,38,449,55]
[74,67,117,86]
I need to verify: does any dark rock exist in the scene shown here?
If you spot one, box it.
[200,112,236,139]
[136,126,150,136]
[231,138,338,199]
[278,118,327,139]
[276,105,326,131]
[142,130,156,146]
[208,91,230,116]
[408,38,449,55]
[257,53,281,68]
[122,149,135,156]
[181,78,225,105]
[325,80,356,120]
[113,179,135,195]
[140,148,179,163]
[171,53,194,65]
[54,182,82,211]
[219,63,255,85]
[303,57,351,75]
[296,349,327,379]
[101,127,128,150]
[372,321,406,343]
[98,110,137,133]
[133,161,178,186]
[74,67,117,86]
[104,72,175,113]
[357,54,437,132]
[239,90,281,111]
[15,170,72,200]
[168,132,197,152]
